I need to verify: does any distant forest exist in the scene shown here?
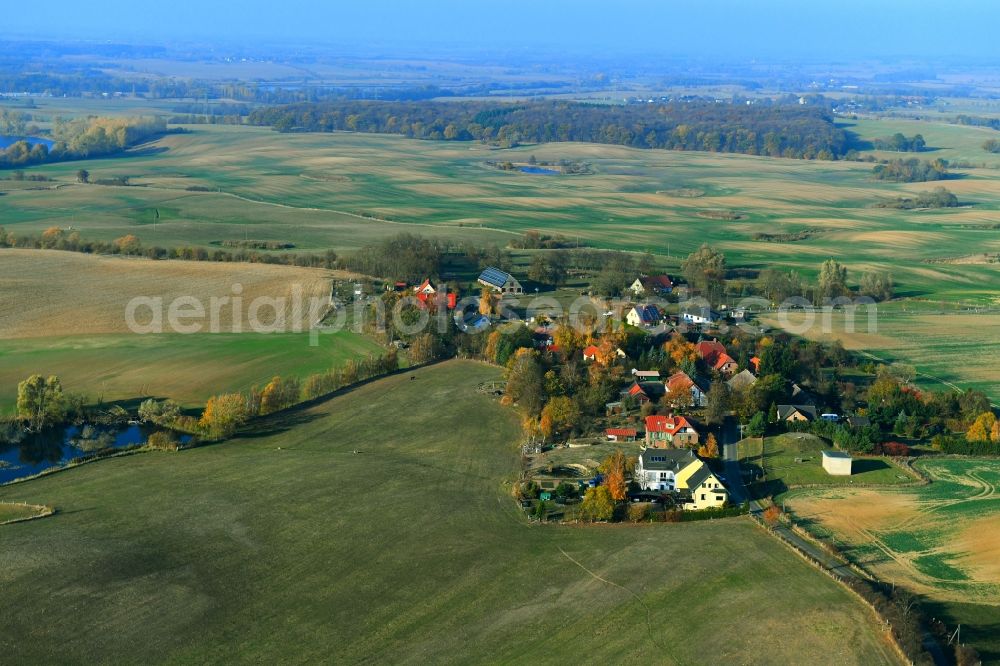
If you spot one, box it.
[248,101,849,159]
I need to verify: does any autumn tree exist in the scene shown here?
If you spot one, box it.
[114,234,141,255]
[16,374,66,431]
[664,334,699,368]
[260,376,301,415]
[599,449,633,501]
[579,485,615,522]
[698,433,720,459]
[859,270,894,302]
[967,411,999,443]
[199,392,251,438]
[40,226,64,248]
[539,395,580,440]
[763,505,782,525]
[479,286,499,316]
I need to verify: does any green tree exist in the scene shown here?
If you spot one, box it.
[76,169,89,183]
[682,244,726,303]
[527,254,552,285]
[818,258,848,301]
[705,381,730,425]
[746,411,767,437]
[859,271,894,301]
[504,348,545,417]
[16,374,67,431]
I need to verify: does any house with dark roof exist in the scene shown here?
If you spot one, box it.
[628,275,674,296]
[680,306,723,325]
[791,383,819,407]
[625,304,663,328]
[726,369,757,391]
[634,448,728,509]
[777,404,818,422]
[478,267,523,295]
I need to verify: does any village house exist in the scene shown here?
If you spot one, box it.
[583,344,626,363]
[680,306,723,325]
[726,368,757,391]
[631,368,661,380]
[695,339,738,376]
[628,275,674,296]
[645,414,700,447]
[625,381,666,404]
[477,267,523,295]
[414,279,458,309]
[634,448,728,509]
[625,304,663,328]
[665,371,709,408]
[777,404,818,423]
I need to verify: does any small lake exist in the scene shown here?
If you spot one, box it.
[0,134,54,150]
[0,424,192,485]
[519,166,560,175]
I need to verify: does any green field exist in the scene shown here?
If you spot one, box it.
[1,121,998,300]
[786,458,1000,662]
[0,331,382,413]
[0,361,899,664]
[740,433,912,495]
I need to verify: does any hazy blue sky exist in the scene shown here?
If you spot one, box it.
[5,0,997,59]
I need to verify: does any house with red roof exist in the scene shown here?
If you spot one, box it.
[711,352,738,376]
[413,279,458,309]
[629,275,674,296]
[582,344,600,362]
[644,414,700,448]
[665,371,709,408]
[625,381,665,404]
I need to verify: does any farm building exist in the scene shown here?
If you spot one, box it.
[821,451,853,476]
[477,267,523,295]
[605,427,638,442]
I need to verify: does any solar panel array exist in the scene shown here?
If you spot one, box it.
[478,267,510,288]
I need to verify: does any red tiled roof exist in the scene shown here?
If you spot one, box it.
[645,414,694,434]
[583,345,600,358]
[606,428,637,437]
[641,275,674,290]
[713,353,737,371]
[696,340,727,364]
[666,371,694,392]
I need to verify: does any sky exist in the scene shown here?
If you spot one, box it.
[4,0,998,60]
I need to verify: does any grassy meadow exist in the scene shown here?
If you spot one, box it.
[785,457,1000,661]
[0,250,383,412]
[0,121,997,303]
[739,433,912,494]
[0,361,900,664]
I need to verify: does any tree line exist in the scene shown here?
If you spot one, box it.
[871,158,950,182]
[0,115,167,169]
[871,132,926,152]
[247,100,850,159]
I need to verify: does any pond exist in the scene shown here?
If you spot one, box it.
[519,166,560,175]
[0,134,54,150]
[0,424,192,485]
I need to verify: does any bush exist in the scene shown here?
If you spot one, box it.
[627,503,648,523]
[147,431,180,451]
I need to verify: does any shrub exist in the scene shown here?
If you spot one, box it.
[627,503,648,523]
[147,431,180,451]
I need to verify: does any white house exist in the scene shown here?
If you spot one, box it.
[625,304,663,328]
[680,306,722,325]
[635,448,695,491]
[635,448,728,510]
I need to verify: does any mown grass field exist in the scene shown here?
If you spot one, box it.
[0,250,383,412]
[740,433,912,492]
[785,457,1000,662]
[0,362,900,664]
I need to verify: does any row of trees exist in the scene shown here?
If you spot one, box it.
[872,158,950,182]
[874,186,959,209]
[872,132,926,152]
[248,100,850,159]
[0,116,167,169]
